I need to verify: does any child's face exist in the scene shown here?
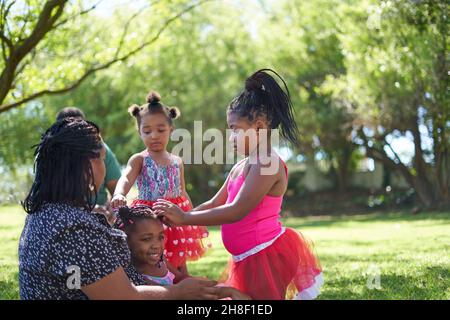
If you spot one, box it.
[227,112,268,156]
[126,219,165,267]
[139,113,173,152]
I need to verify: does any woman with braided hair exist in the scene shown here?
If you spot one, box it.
[18,117,219,300]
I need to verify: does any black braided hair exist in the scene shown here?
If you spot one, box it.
[22,117,103,213]
[227,69,300,147]
[56,107,86,121]
[128,90,180,131]
[116,205,163,230]
[116,205,165,267]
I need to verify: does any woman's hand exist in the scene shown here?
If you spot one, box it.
[82,267,219,300]
[110,194,127,209]
[93,205,116,225]
[216,285,252,300]
[228,288,252,300]
[153,199,188,226]
[170,277,219,300]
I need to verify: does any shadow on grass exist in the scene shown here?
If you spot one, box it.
[320,266,449,300]
[282,211,450,229]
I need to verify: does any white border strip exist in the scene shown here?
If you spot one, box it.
[232,227,286,262]
[293,272,324,300]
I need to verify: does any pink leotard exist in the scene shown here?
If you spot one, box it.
[221,160,287,256]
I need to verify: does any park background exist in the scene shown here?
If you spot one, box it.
[0,0,449,299]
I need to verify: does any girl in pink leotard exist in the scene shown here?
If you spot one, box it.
[155,69,323,300]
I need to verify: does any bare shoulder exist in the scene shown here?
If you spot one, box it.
[171,154,184,166]
[128,152,144,166]
[229,158,247,178]
[252,154,285,179]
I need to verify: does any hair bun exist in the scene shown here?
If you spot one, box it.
[168,107,181,119]
[116,206,130,229]
[128,104,141,117]
[146,91,161,105]
[118,206,130,218]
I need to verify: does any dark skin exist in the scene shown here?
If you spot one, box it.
[125,217,251,300]
[126,218,184,282]
[81,268,220,300]
[112,112,192,276]
[112,113,192,207]
[154,112,288,227]
[81,146,220,299]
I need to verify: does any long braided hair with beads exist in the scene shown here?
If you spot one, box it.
[22,117,103,214]
[227,68,300,147]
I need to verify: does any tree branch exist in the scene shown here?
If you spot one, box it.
[0,31,13,52]
[0,1,15,56]
[358,127,414,186]
[0,0,69,105]
[113,3,151,60]
[0,0,211,114]
[52,0,104,29]
[384,137,404,166]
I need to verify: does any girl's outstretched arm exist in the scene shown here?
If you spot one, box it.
[111,153,143,208]
[81,266,219,300]
[192,174,230,211]
[155,160,281,226]
[192,160,243,211]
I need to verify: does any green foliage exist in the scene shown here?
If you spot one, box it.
[259,0,358,191]
[0,103,53,205]
[328,0,448,132]
[1,0,448,206]
[39,1,259,203]
[326,0,449,207]
[1,0,208,108]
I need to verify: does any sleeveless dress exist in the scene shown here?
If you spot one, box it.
[221,159,323,300]
[131,150,210,268]
[143,270,176,286]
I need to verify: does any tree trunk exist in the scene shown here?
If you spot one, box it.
[335,146,352,193]
[411,122,436,209]
[336,165,349,193]
[361,128,437,210]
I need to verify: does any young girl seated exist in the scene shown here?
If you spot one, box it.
[117,205,250,299]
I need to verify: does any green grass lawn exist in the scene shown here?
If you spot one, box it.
[1,205,449,300]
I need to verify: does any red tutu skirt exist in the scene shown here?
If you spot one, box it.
[220,227,323,300]
[131,197,211,268]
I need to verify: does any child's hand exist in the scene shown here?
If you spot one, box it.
[110,194,127,209]
[93,205,116,225]
[216,286,252,300]
[229,289,252,300]
[153,199,187,226]
[171,277,219,300]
